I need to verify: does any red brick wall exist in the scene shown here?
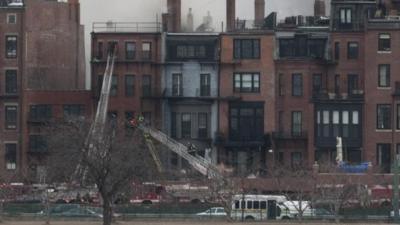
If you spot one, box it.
[91,33,162,128]
[364,29,400,164]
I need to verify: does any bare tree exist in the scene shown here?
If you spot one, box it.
[205,164,241,221]
[315,164,362,223]
[270,163,317,221]
[45,118,158,225]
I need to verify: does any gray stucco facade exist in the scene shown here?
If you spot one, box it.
[160,34,219,171]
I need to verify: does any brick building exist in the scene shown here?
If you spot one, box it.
[89,0,400,177]
[0,0,90,180]
[1,0,398,181]
[90,23,163,135]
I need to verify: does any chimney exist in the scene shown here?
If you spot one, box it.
[314,0,326,17]
[167,0,181,32]
[254,0,265,27]
[187,8,194,32]
[226,0,236,32]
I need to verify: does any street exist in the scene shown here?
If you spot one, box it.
[0,221,392,225]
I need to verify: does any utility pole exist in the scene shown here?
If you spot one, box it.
[392,93,399,222]
[393,155,399,223]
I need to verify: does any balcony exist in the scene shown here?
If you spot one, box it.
[312,90,364,103]
[272,131,308,140]
[162,88,218,100]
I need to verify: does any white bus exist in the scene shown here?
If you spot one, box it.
[230,194,292,221]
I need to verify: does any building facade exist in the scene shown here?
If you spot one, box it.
[0,0,90,180]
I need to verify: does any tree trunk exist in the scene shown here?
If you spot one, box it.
[102,197,113,225]
[334,204,340,223]
[0,201,3,223]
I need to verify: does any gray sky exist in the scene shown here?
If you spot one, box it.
[80,0,330,89]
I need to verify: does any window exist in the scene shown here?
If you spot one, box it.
[333,110,340,137]
[29,105,52,122]
[377,104,391,129]
[110,75,118,96]
[125,42,136,60]
[340,8,352,24]
[7,14,16,24]
[63,105,85,119]
[172,74,183,96]
[6,35,17,58]
[181,113,191,138]
[234,39,260,59]
[176,45,207,59]
[125,75,135,97]
[292,111,302,136]
[334,42,340,60]
[5,105,17,129]
[234,73,260,93]
[348,74,358,94]
[5,70,17,94]
[397,104,400,130]
[323,110,330,137]
[312,74,322,95]
[378,34,391,52]
[378,64,390,87]
[308,39,326,59]
[278,111,284,133]
[342,111,349,138]
[292,73,303,96]
[229,102,264,142]
[171,112,177,138]
[291,152,302,168]
[142,42,151,60]
[200,74,210,96]
[142,75,151,97]
[198,113,208,139]
[351,111,359,138]
[278,74,284,96]
[377,144,391,173]
[29,135,47,153]
[347,42,358,59]
[97,42,103,59]
[5,143,16,170]
[107,41,118,56]
[334,74,340,95]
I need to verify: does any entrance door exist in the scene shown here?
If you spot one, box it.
[267,200,277,220]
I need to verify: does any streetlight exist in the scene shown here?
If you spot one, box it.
[268,149,275,167]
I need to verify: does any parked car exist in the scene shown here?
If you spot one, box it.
[196,207,227,217]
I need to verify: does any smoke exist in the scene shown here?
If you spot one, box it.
[81,0,331,89]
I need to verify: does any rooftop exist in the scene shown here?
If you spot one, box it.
[92,21,162,33]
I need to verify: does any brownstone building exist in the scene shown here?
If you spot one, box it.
[90,23,163,134]
[0,0,90,180]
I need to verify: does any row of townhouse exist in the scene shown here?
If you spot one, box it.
[90,0,400,176]
[2,0,400,181]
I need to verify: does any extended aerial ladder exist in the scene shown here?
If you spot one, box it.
[75,45,117,181]
[138,125,224,180]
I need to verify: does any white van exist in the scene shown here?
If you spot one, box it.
[230,194,292,221]
[278,201,314,219]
